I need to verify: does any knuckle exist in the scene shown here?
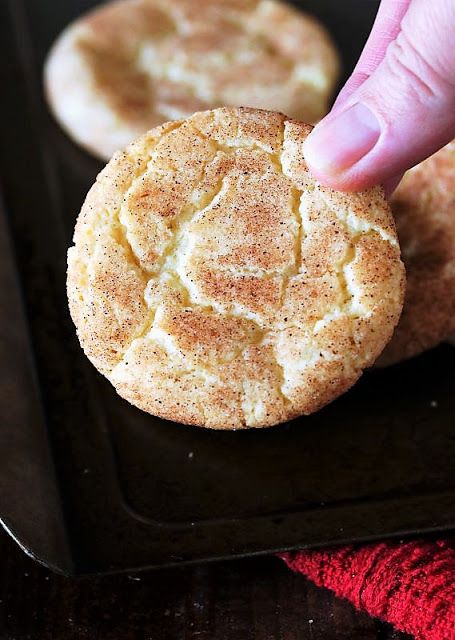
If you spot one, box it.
[384,30,455,103]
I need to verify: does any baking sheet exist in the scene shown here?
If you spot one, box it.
[0,0,454,575]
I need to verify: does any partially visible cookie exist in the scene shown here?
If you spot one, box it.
[45,0,339,160]
[67,107,404,429]
[377,141,455,366]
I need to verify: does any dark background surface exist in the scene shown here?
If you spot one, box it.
[0,526,412,640]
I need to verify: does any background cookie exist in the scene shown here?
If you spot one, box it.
[377,142,455,367]
[67,107,405,429]
[45,0,339,160]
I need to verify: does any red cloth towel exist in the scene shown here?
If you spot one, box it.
[280,538,455,640]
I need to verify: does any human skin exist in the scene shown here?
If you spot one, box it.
[303,0,455,194]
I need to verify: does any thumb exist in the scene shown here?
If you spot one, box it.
[304,0,455,191]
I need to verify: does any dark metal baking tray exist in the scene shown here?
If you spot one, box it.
[1,0,454,576]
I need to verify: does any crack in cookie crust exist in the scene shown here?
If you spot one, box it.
[68,107,405,428]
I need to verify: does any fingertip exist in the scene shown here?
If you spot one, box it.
[303,103,382,190]
[303,166,382,192]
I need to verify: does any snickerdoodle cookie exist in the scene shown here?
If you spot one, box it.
[45,0,339,159]
[67,108,404,428]
[377,141,455,366]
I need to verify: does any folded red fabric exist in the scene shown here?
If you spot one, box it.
[280,538,455,640]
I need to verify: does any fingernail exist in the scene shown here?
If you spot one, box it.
[304,103,381,176]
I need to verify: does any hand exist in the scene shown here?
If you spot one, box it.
[303,0,455,194]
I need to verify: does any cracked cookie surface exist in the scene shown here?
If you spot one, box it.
[67,107,405,429]
[377,141,455,366]
[45,0,339,160]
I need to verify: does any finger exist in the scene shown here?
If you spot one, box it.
[333,0,412,111]
[304,0,455,191]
